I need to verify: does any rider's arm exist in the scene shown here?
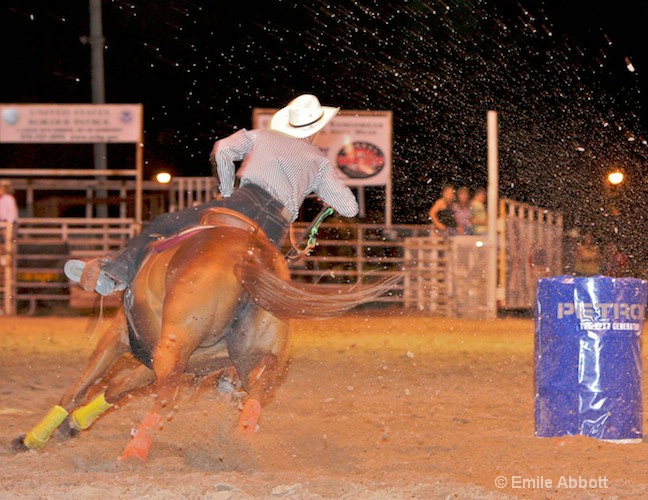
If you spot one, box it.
[313,162,359,218]
[211,129,255,197]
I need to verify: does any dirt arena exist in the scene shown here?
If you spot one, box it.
[1,311,647,499]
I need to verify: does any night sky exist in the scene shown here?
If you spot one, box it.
[2,0,647,261]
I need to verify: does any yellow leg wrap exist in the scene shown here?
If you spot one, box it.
[69,393,113,431]
[23,405,69,450]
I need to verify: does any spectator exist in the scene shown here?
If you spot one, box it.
[452,186,472,235]
[602,242,629,277]
[429,185,457,235]
[0,180,18,241]
[470,188,488,235]
[0,180,18,223]
[573,232,602,276]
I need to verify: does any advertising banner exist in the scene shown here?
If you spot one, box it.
[254,109,392,187]
[0,104,143,144]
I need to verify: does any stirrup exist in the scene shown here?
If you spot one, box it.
[64,258,124,296]
[80,258,107,292]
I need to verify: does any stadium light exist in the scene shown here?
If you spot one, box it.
[156,172,172,184]
[607,171,624,186]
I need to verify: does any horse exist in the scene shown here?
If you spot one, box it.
[14,207,398,461]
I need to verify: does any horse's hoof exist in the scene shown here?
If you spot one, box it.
[11,435,29,452]
[236,398,261,439]
[56,421,79,440]
[231,390,248,403]
[119,447,149,462]
[216,378,236,395]
[119,433,151,462]
[118,412,161,461]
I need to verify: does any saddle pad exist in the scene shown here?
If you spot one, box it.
[149,208,262,254]
[150,225,215,253]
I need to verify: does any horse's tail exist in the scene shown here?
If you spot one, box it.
[234,259,401,319]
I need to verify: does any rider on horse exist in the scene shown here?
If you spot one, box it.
[64,94,359,296]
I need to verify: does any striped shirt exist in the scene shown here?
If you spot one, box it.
[211,128,359,222]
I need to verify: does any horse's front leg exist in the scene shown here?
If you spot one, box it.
[15,308,131,451]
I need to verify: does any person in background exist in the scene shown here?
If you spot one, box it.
[0,180,19,241]
[469,188,488,235]
[429,185,457,235]
[573,232,602,276]
[0,181,18,223]
[452,186,472,235]
[602,241,629,277]
[64,94,359,296]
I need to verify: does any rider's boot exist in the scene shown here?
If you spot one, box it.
[64,258,126,296]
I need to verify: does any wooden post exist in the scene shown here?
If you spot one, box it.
[486,111,499,319]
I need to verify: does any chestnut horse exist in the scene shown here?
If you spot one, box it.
[14,208,396,461]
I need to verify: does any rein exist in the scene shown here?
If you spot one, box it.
[286,206,334,261]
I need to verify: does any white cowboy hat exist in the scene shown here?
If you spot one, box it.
[270,94,339,138]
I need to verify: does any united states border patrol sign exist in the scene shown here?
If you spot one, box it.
[0,104,142,144]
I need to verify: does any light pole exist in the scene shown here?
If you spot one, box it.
[89,0,107,217]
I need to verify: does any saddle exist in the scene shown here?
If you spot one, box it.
[149,207,263,254]
[199,207,262,233]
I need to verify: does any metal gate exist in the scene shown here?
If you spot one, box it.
[450,236,492,318]
[403,235,494,318]
[402,235,451,315]
[499,200,563,309]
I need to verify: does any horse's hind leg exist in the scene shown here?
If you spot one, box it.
[15,309,131,451]
[235,353,278,437]
[119,305,229,461]
[227,304,289,438]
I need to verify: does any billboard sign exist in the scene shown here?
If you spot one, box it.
[0,104,143,144]
[253,109,392,187]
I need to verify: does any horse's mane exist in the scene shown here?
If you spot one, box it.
[234,258,401,319]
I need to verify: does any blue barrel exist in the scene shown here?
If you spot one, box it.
[535,275,647,442]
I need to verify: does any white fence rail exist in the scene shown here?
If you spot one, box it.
[12,218,135,313]
[1,198,563,315]
[284,222,429,305]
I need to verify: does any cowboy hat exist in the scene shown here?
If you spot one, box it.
[270,94,339,138]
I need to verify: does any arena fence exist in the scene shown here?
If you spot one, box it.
[402,235,500,319]
[1,199,562,316]
[10,218,135,314]
[402,236,451,315]
[6,176,217,220]
[285,222,429,307]
[499,199,564,309]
